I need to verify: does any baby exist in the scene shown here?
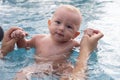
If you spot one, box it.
[10,5,103,80]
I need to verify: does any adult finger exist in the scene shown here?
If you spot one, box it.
[6,27,23,35]
[1,39,17,56]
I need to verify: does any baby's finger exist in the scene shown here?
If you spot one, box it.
[20,32,26,38]
[14,30,21,38]
[84,28,94,37]
[10,32,14,38]
[11,31,17,38]
[25,32,28,36]
[19,31,28,38]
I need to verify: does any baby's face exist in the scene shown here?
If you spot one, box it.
[48,8,81,42]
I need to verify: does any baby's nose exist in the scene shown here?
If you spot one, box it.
[58,25,65,31]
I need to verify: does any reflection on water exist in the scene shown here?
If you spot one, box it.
[0,0,120,80]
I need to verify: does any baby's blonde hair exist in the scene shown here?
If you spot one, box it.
[53,4,82,18]
[52,4,82,24]
[58,4,81,14]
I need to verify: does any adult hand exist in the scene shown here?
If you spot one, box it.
[80,28,104,54]
[60,28,104,80]
[1,27,22,58]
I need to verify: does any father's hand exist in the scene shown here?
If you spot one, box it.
[80,28,104,54]
[1,27,22,58]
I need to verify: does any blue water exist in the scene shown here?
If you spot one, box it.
[0,0,120,80]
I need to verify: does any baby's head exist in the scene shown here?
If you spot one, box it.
[53,5,82,28]
[48,5,82,42]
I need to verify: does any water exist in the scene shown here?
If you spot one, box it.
[0,0,120,80]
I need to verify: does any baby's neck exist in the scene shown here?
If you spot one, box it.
[49,34,72,46]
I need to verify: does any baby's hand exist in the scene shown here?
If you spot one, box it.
[80,28,103,53]
[84,28,95,37]
[11,29,28,39]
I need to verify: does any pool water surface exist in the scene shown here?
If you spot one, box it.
[0,0,120,80]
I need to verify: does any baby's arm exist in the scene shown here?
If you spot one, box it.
[10,28,35,49]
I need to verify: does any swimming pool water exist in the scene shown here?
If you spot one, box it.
[0,0,120,80]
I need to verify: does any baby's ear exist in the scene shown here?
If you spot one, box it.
[73,31,80,39]
[48,19,51,26]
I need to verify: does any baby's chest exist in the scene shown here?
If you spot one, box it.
[36,45,72,58]
[35,40,74,58]
[37,47,64,56]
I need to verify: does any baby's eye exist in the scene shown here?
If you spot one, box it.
[55,21,61,24]
[67,25,73,29]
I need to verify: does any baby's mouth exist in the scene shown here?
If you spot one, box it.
[56,32,64,37]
